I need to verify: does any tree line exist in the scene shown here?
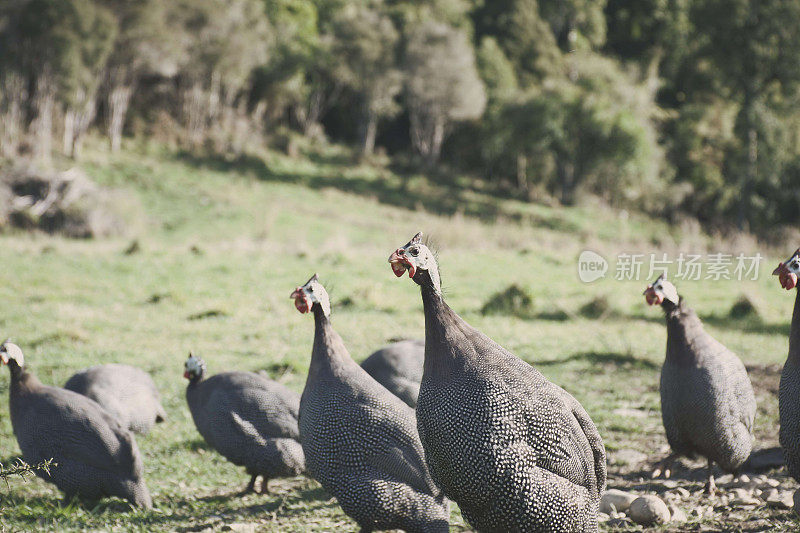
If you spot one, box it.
[1,0,799,233]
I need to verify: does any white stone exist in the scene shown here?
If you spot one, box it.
[729,487,759,507]
[600,489,637,514]
[766,490,794,509]
[628,495,671,526]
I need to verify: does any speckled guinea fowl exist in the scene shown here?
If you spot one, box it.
[644,274,756,494]
[389,233,606,532]
[361,339,424,407]
[291,274,449,533]
[184,354,305,493]
[773,249,800,482]
[1,342,151,508]
[64,364,166,435]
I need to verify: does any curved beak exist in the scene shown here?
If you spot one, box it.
[183,370,190,379]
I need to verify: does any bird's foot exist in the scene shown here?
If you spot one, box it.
[703,477,717,496]
[652,455,675,479]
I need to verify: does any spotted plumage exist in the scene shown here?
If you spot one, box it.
[645,275,756,493]
[64,364,166,435]
[361,339,424,407]
[1,342,151,508]
[390,233,606,532]
[773,249,800,481]
[184,354,305,493]
[292,274,449,533]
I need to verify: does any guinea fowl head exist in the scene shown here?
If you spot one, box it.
[184,352,206,381]
[388,232,441,292]
[0,341,24,370]
[643,274,679,307]
[773,249,800,290]
[290,273,331,317]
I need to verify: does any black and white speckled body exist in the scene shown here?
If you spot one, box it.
[779,289,800,481]
[185,364,305,488]
[299,306,449,533]
[65,364,166,435]
[415,279,606,532]
[361,339,424,407]
[6,358,151,507]
[659,298,755,475]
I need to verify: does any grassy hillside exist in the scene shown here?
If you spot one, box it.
[0,141,796,531]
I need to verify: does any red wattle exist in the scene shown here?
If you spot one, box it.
[391,262,406,277]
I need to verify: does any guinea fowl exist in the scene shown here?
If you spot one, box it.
[389,233,606,532]
[65,364,167,435]
[1,342,151,508]
[183,353,305,493]
[644,274,756,494]
[773,249,800,482]
[292,274,449,533]
[361,339,424,407]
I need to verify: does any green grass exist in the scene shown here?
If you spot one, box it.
[0,140,797,531]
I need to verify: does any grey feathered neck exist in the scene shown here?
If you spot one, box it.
[663,297,708,364]
[310,307,351,373]
[789,288,800,363]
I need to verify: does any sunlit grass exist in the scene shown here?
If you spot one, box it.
[0,142,797,531]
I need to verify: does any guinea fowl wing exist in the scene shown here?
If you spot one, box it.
[477,335,602,493]
[19,388,140,475]
[361,404,440,497]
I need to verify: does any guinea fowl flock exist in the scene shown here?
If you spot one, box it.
[2,233,800,532]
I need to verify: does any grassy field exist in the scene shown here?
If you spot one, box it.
[0,140,797,531]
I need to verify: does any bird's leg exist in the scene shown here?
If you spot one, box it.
[257,477,270,494]
[652,453,678,479]
[243,474,258,494]
[703,460,717,495]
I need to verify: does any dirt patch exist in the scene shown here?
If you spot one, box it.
[0,166,133,238]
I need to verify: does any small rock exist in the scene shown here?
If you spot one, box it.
[761,478,781,488]
[670,487,691,499]
[660,479,678,489]
[760,488,778,501]
[727,474,751,487]
[729,488,760,506]
[600,489,637,514]
[628,495,671,526]
[668,505,688,523]
[766,490,794,509]
[597,512,611,523]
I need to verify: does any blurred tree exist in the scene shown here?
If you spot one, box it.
[101,0,173,153]
[0,0,115,161]
[61,0,116,159]
[475,36,518,103]
[254,0,324,134]
[479,54,665,205]
[473,0,562,86]
[538,0,606,51]
[173,0,270,147]
[404,21,486,165]
[328,2,401,155]
[691,0,800,229]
